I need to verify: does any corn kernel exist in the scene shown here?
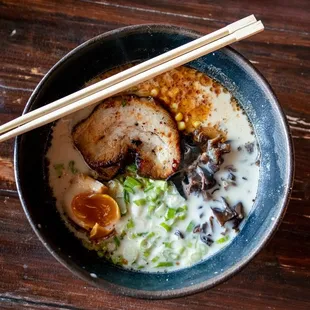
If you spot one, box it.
[168,87,179,98]
[178,121,186,131]
[161,86,168,95]
[193,121,202,128]
[150,88,159,97]
[175,112,183,121]
[170,103,178,111]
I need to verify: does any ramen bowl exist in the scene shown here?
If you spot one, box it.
[14,24,294,299]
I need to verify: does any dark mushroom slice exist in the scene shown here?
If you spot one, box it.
[210,197,237,226]
[232,202,245,231]
[193,224,201,233]
[209,216,214,232]
[174,230,184,239]
[200,233,214,246]
[169,130,231,199]
[201,222,208,234]
[244,141,255,153]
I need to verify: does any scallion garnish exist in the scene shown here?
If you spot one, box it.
[133,198,146,206]
[148,204,156,214]
[124,176,141,189]
[114,236,120,247]
[124,190,130,203]
[165,208,176,220]
[163,242,172,248]
[126,163,137,172]
[160,222,172,232]
[53,163,64,178]
[124,186,135,194]
[68,160,78,174]
[144,185,155,192]
[156,262,173,267]
[121,99,127,107]
[186,221,196,233]
[216,235,230,244]
[126,218,134,229]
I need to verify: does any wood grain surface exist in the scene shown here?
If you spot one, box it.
[0,0,309,309]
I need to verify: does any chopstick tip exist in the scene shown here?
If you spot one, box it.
[227,15,258,34]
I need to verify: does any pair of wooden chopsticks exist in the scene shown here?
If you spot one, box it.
[0,16,263,143]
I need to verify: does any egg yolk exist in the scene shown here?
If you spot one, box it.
[71,193,120,230]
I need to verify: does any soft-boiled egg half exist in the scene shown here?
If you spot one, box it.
[63,174,120,239]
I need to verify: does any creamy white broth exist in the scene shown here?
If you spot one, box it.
[46,66,259,272]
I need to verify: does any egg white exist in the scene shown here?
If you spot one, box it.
[63,174,106,229]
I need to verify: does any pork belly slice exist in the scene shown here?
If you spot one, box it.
[73,96,181,180]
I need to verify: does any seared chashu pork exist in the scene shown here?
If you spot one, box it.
[73,96,181,180]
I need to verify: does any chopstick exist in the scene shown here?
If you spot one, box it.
[0,15,256,136]
[0,19,264,143]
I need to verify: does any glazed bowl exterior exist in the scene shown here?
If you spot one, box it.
[14,24,294,299]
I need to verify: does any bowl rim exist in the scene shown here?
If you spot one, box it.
[14,23,294,299]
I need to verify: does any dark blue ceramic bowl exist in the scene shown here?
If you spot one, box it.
[14,25,294,299]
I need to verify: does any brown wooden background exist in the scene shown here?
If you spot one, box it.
[0,0,309,309]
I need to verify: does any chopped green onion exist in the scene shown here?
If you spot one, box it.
[154,203,166,217]
[175,205,187,221]
[53,163,64,178]
[137,265,145,269]
[120,230,126,239]
[148,204,156,213]
[126,218,135,229]
[177,214,187,220]
[148,191,158,202]
[153,180,168,190]
[186,221,196,233]
[176,205,188,213]
[160,222,172,232]
[121,99,127,107]
[179,247,186,255]
[151,256,160,263]
[124,190,130,203]
[97,251,104,258]
[155,187,164,196]
[114,236,120,247]
[163,242,172,248]
[140,232,155,248]
[126,163,137,172]
[137,232,148,237]
[140,238,149,248]
[124,186,135,194]
[118,175,125,183]
[144,185,155,192]
[124,176,141,189]
[68,160,78,174]
[143,250,151,258]
[165,208,176,220]
[111,255,123,265]
[146,232,155,239]
[156,262,173,267]
[216,235,230,244]
[130,233,138,239]
[169,253,179,260]
[133,198,146,206]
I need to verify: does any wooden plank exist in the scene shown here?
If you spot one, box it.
[95,0,310,34]
[0,0,309,308]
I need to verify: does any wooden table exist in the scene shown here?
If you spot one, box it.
[0,1,309,309]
